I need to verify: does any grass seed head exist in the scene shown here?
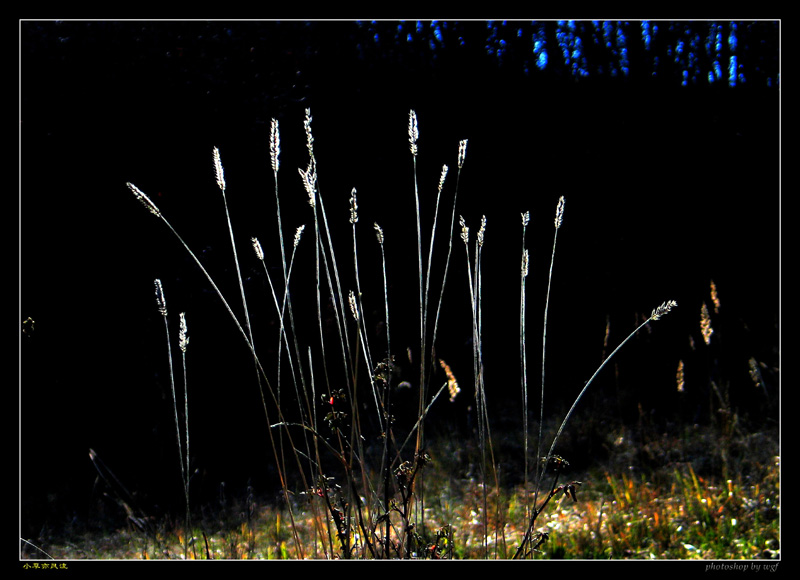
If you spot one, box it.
[179,312,189,353]
[458,139,468,169]
[459,216,469,245]
[676,359,685,392]
[270,118,280,173]
[477,215,487,247]
[303,109,314,156]
[439,359,460,402]
[651,300,678,321]
[293,225,305,248]
[252,237,265,261]
[154,279,167,317]
[298,162,317,208]
[554,196,565,229]
[700,302,714,344]
[408,109,419,156]
[127,182,161,217]
[349,188,358,224]
[213,147,226,191]
[710,279,720,313]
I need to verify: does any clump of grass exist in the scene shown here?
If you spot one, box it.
[116,108,684,559]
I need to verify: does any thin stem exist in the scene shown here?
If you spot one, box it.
[535,196,564,508]
[519,211,530,519]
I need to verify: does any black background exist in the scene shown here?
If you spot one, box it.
[20,20,779,538]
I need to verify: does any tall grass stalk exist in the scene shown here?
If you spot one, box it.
[534,196,565,511]
[430,140,467,365]
[408,110,427,459]
[267,119,293,407]
[213,147,257,360]
[422,164,448,396]
[519,211,530,520]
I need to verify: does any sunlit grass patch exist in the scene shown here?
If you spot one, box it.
[37,443,778,560]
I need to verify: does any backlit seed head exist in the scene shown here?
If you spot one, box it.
[438,165,448,192]
[294,225,305,248]
[700,302,713,344]
[298,161,317,207]
[179,312,189,353]
[457,139,468,169]
[127,182,162,217]
[270,118,280,173]
[477,215,486,247]
[554,196,565,229]
[522,211,530,227]
[213,147,226,191]
[651,300,678,321]
[154,279,167,317]
[304,108,314,156]
[439,359,460,402]
[252,237,265,261]
[349,188,358,224]
[710,279,720,314]
[459,216,469,245]
[408,110,419,156]
[374,222,384,245]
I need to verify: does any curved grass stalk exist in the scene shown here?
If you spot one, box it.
[516,299,678,559]
[545,300,677,469]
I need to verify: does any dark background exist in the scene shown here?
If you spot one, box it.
[20,20,779,539]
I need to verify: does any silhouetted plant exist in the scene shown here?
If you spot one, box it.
[125,109,678,559]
